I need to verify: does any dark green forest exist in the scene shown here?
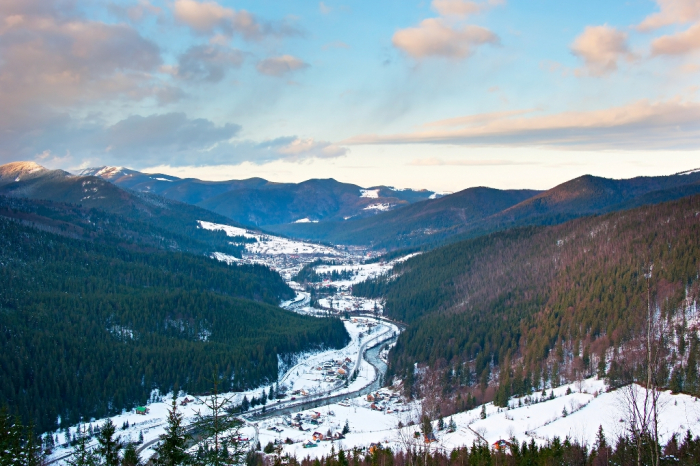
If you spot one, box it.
[0,213,349,433]
[0,196,245,257]
[354,194,700,393]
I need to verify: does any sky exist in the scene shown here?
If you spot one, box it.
[2,0,700,191]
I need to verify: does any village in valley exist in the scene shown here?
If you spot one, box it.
[44,221,700,464]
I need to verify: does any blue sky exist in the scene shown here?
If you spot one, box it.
[2,0,700,190]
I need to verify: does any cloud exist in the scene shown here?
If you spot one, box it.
[101,113,240,156]
[651,22,700,55]
[409,157,534,166]
[254,137,348,161]
[319,2,332,14]
[431,0,504,18]
[571,25,632,76]
[392,18,499,59]
[344,98,700,150]
[107,0,162,23]
[256,55,309,76]
[0,0,175,163]
[175,44,244,82]
[173,0,300,41]
[637,0,700,31]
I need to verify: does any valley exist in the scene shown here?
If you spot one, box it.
[2,161,700,465]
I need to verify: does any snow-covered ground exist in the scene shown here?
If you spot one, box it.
[199,221,341,257]
[253,377,700,460]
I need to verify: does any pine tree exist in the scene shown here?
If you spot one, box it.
[153,394,191,466]
[193,377,245,466]
[96,419,123,466]
[0,411,44,466]
[121,443,143,466]
[342,420,350,435]
[448,417,457,433]
[480,405,486,419]
[66,425,100,466]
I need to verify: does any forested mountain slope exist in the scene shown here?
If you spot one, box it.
[0,215,348,433]
[0,162,252,255]
[354,194,700,392]
[271,170,700,250]
[266,187,540,249]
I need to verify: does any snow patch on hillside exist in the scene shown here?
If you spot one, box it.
[363,203,392,212]
[199,221,341,257]
[360,189,379,198]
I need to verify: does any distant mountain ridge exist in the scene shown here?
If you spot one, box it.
[269,169,700,250]
[0,161,252,256]
[78,166,440,226]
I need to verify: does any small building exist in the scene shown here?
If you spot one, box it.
[312,432,324,441]
[493,439,510,451]
[424,432,437,444]
[135,406,149,415]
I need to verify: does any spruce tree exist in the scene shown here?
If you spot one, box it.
[96,420,122,466]
[153,394,191,466]
[193,377,245,466]
[67,425,100,466]
[121,443,143,466]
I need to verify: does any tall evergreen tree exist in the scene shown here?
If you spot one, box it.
[153,394,191,466]
[121,443,142,466]
[193,378,245,466]
[67,426,100,466]
[96,420,122,466]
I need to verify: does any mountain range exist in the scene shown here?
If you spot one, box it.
[78,166,440,226]
[269,168,700,249]
[5,162,700,253]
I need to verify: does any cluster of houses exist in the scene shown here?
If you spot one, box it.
[365,391,404,413]
[315,357,352,381]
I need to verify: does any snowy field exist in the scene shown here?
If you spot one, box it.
[253,378,700,460]
[198,221,342,257]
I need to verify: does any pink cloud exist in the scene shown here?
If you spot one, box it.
[392,18,499,59]
[571,25,633,76]
[344,98,700,150]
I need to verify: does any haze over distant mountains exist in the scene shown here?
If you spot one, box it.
[3,161,700,251]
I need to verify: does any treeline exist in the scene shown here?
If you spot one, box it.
[354,195,700,395]
[0,217,349,433]
[294,260,353,284]
[277,429,700,466]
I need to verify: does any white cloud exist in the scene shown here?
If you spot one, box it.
[571,25,632,76]
[256,55,309,76]
[392,18,499,59]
